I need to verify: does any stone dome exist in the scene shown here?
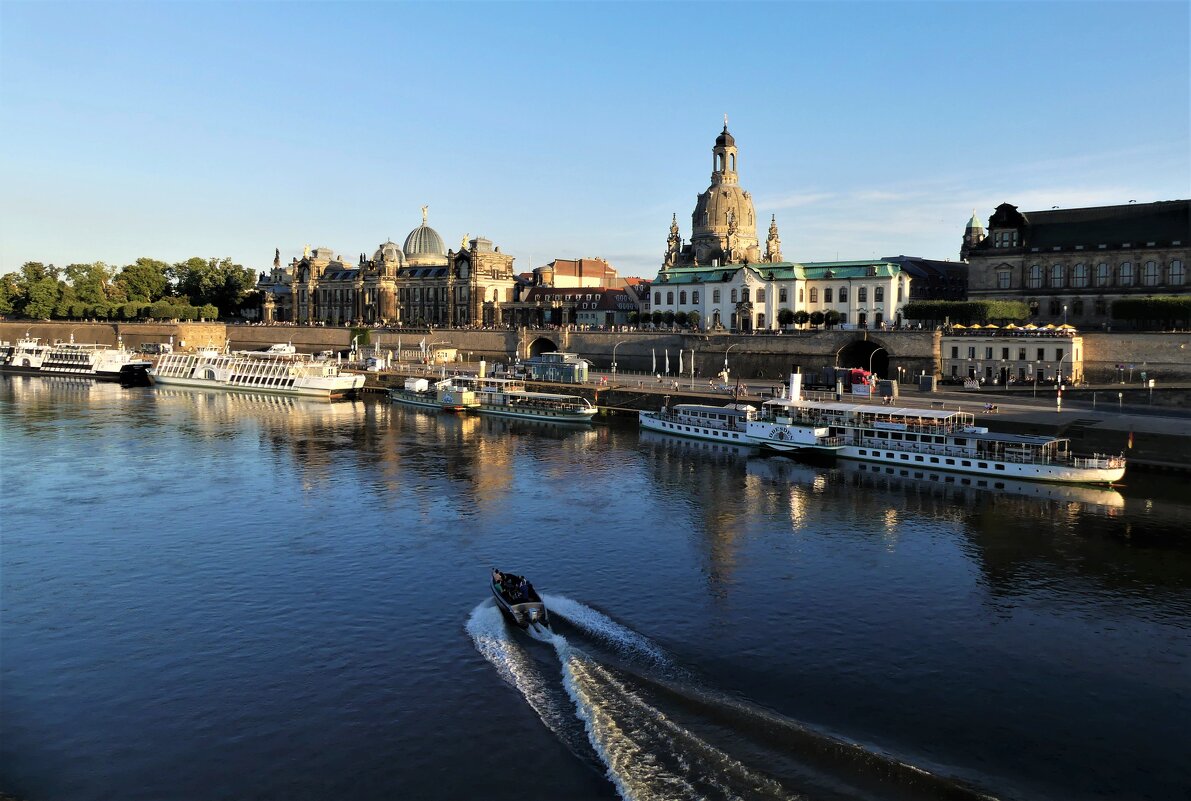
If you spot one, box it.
[715,125,735,147]
[693,185,757,240]
[404,223,446,260]
[373,240,407,264]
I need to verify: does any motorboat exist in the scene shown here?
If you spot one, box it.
[490,569,549,629]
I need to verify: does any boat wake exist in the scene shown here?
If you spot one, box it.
[467,596,1002,801]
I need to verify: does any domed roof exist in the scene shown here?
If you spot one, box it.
[715,124,735,148]
[373,239,407,264]
[404,223,446,258]
[965,209,985,231]
[693,185,757,238]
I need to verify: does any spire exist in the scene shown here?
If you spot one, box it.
[765,214,782,263]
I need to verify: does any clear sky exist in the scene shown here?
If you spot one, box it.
[1,1,1187,279]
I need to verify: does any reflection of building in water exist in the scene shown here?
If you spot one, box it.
[637,430,761,591]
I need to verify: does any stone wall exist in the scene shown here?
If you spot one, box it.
[1082,332,1191,383]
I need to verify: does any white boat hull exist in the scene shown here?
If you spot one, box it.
[639,410,751,444]
[834,444,1125,484]
[151,373,363,399]
[477,404,596,423]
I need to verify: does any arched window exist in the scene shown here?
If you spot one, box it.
[1119,261,1134,286]
[715,154,723,171]
[839,286,848,302]
[1170,260,1185,286]
[799,287,805,303]
[810,288,818,302]
[654,292,661,305]
[731,289,738,303]
[1028,264,1043,289]
[679,290,687,305]
[692,290,700,303]
[729,153,736,171]
[1049,263,1065,288]
[1072,263,1089,288]
[1142,261,1159,286]
[666,291,674,305]
[1096,263,1110,287]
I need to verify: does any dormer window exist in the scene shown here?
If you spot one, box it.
[994,230,1019,248]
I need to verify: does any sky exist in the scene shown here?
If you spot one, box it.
[1,1,1187,279]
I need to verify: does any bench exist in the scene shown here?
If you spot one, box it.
[930,401,946,409]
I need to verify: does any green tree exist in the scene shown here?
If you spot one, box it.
[777,308,795,328]
[0,273,20,315]
[116,258,170,302]
[662,310,675,326]
[627,311,640,326]
[793,310,810,329]
[809,310,825,329]
[173,257,255,317]
[65,262,114,306]
[687,310,701,329]
[824,310,842,328]
[902,300,1029,325]
[200,303,219,321]
[122,301,147,320]
[25,278,60,319]
[675,311,689,327]
[651,311,664,326]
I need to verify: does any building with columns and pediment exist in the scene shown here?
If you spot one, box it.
[256,208,518,327]
[652,122,911,331]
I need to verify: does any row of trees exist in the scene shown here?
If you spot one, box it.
[627,308,849,330]
[1111,297,1191,329]
[902,300,1031,325]
[0,258,257,321]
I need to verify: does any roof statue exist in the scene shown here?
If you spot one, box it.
[303,244,310,258]
[274,248,280,269]
[421,205,429,224]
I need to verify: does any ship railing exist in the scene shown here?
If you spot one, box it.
[655,410,742,431]
[818,435,846,447]
[1072,454,1126,469]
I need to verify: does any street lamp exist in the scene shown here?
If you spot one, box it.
[724,342,741,377]
[897,365,904,384]
[1063,304,1068,326]
[611,339,627,380]
[867,346,886,377]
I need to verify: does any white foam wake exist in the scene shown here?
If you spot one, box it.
[541,594,676,672]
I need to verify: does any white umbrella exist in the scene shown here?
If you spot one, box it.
[678,350,683,375]
[652,349,656,374]
[665,350,670,374]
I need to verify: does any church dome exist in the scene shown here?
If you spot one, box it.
[965,210,985,231]
[693,185,757,239]
[715,125,735,147]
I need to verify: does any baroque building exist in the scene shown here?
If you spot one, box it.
[256,208,517,327]
[653,122,911,331]
[963,200,1189,325]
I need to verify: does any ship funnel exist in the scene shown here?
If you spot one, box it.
[789,371,802,402]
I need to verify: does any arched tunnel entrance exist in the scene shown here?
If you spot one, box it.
[527,337,558,358]
[836,340,890,379]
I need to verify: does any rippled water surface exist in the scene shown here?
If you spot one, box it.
[2,377,1189,801]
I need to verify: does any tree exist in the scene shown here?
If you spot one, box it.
[777,308,795,328]
[627,311,640,326]
[903,300,1029,325]
[25,278,60,319]
[793,310,810,329]
[122,301,147,320]
[1112,296,1191,330]
[200,304,219,321]
[116,258,170,302]
[651,311,664,326]
[687,310,701,330]
[662,310,675,327]
[0,273,19,315]
[65,262,114,306]
[809,310,825,329]
[824,310,842,328]
[675,311,689,327]
[173,257,255,317]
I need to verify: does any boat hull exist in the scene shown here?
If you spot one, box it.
[478,404,596,423]
[491,582,549,629]
[834,445,1125,484]
[639,410,751,444]
[150,373,362,399]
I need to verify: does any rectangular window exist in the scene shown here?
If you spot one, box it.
[1018,347,1026,360]
[968,346,976,358]
[757,289,766,302]
[779,287,787,302]
[839,287,848,302]
[825,288,833,303]
[692,290,700,304]
[810,288,818,302]
[712,289,721,303]
[875,287,884,303]
[858,287,868,302]
[985,347,993,359]
[1037,347,1045,361]
[997,272,1011,289]
[1001,347,1009,359]
[731,289,738,303]
[951,346,958,358]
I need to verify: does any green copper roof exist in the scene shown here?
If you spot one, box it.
[655,260,902,284]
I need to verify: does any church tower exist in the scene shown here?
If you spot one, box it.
[961,209,986,262]
[689,118,759,265]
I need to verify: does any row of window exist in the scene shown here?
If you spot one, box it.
[654,285,901,306]
[951,345,1069,362]
[1004,260,1185,290]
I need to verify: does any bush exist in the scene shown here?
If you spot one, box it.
[200,304,219,321]
[902,300,1029,325]
[1112,296,1191,329]
[627,311,640,325]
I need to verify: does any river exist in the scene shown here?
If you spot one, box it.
[1,376,1189,801]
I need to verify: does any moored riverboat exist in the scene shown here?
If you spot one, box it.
[150,345,364,399]
[748,374,1126,485]
[639,400,759,444]
[469,377,596,423]
[1,336,151,383]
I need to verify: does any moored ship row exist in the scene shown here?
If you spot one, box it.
[1,336,151,382]
[640,373,1126,485]
[388,373,597,423]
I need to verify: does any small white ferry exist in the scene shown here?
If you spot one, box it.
[2,336,151,382]
[748,374,1126,485]
[387,375,483,412]
[150,345,365,399]
[472,387,597,423]
[639,400,759,444]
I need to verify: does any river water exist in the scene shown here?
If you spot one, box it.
[2,376,1189,801]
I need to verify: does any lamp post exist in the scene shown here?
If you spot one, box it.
[1063,304,1068,326]
[611,339,627,381]
[867,346,886,377]
[724,342,741,377]
[1032,362,1039,397]
[897,365,904,385]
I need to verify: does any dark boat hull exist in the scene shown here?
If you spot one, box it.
[491,580,549,629]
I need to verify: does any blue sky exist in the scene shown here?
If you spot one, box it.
[1,1,1187,278]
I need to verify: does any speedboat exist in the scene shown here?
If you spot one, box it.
[490,568,549,629]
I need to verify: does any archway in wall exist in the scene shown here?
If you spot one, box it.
[837,340,890,380]
[528,337,558,358]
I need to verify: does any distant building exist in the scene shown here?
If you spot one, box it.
[941,328,1083,386]
[883,255,968,301]
[532,257,623,289]
[963,200,1188,325]
[256,208,517,327]
[652,122,911,330]
[504,285,640,328]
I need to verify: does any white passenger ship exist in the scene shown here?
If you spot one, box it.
[747,374,1126,485]
[471,386,597,423]
[639,401,760,444]
[2,336,151,382]
[150,344,365,399]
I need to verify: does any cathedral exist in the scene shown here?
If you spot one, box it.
[653,122,911,331]
[256,208,517,327]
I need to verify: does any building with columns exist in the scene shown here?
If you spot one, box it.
[256,208,517,327]
[963,200,1188,325]
[652,122,912,331]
